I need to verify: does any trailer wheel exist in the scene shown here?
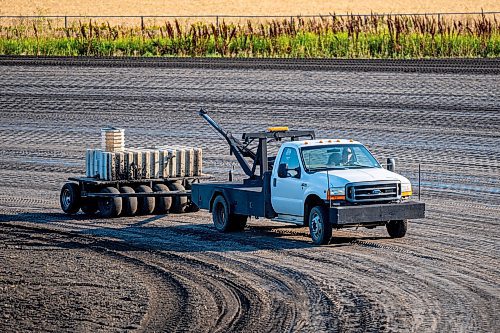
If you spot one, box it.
[309,206,332,245]
[386,220,407,238]
[153,184,172,214]
[60,183,81,214]
[81,199,98,215]
[186,202,200,213]
[136,185,155,215]
[168,181,188,214]
[120,186,138,216]
[98,187,122,218]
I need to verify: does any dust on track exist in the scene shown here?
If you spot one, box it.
[0,58,499,332]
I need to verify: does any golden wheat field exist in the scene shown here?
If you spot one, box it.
[1,0,499,16]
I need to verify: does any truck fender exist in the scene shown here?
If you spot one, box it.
[209,190,231,214]
[303,194,324,226]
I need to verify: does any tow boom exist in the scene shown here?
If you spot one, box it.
[199,109,315,183]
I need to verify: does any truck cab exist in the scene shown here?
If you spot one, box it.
[191,110,425,245]
[271,139,412,224]
[271,139,418,242]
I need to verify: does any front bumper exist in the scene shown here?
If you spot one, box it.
[329,201,425,225]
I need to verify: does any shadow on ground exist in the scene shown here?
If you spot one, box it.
[0,212,391,253]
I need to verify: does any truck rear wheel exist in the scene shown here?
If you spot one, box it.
[60,183,81,214]
[120,186,138,216]
[232,215,248,231]
[211,195,246,232]
[136,185,155,215]
[153,184,172,214]
[168,181,188,214]
[386,220,407,238]
[309,206,332,245]
[98,187,122,218]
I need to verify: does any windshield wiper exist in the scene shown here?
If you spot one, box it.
[346,164,375,168]
[309,166,347,172]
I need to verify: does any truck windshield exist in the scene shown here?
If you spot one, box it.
[301,144,381,171]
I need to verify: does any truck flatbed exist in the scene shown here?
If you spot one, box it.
[192,181,271,218]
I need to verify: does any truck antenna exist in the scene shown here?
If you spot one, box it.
[327,169,331,207]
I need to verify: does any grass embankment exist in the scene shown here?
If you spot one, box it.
[1,14,499,58]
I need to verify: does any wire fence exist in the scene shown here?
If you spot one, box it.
[0,11,499,28]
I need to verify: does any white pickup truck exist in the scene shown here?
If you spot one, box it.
[192,111,425,245]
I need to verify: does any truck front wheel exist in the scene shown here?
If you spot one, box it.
[386,220,407,238]
[212,195,247,232]
[309,206,332,245]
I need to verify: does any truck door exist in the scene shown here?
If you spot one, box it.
[271,147,304,217]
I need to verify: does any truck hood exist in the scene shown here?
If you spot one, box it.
[316,168,410,187]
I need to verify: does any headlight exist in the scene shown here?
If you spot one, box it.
[401,183,412,197]
[327,187,345,200]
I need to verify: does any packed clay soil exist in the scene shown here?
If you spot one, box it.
[0,58,499,332]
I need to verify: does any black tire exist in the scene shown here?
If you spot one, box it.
[211,195,247,232]
[308,206,332,245]
[167,181,188,214]
[120,186,138,216]
[186,202,200,213]
[136,185,155,215]
[386,220,407,238]
[98,187,122,218]
[232,214,248,231]
[60,183,81,214]
[212,195,231,232]
[81,199,98,215]
[153,184,172,214]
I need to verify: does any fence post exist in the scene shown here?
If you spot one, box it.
[216,15,219,34]
[64,16,67,29]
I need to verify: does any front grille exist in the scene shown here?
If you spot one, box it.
[346,181,401,203]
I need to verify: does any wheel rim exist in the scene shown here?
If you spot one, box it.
[310,211,323,240]
[61,188,72,209]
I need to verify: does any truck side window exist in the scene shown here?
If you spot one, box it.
[279,148,300,178]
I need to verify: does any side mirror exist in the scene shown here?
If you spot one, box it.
[386,158,396,172]
[278,163,288,178]
[293,166,301,179]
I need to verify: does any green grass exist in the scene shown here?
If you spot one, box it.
[1,15,499,58]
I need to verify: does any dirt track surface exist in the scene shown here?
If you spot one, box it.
[0,58,499,332]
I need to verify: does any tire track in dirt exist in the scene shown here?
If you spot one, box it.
[0,59,499,332]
